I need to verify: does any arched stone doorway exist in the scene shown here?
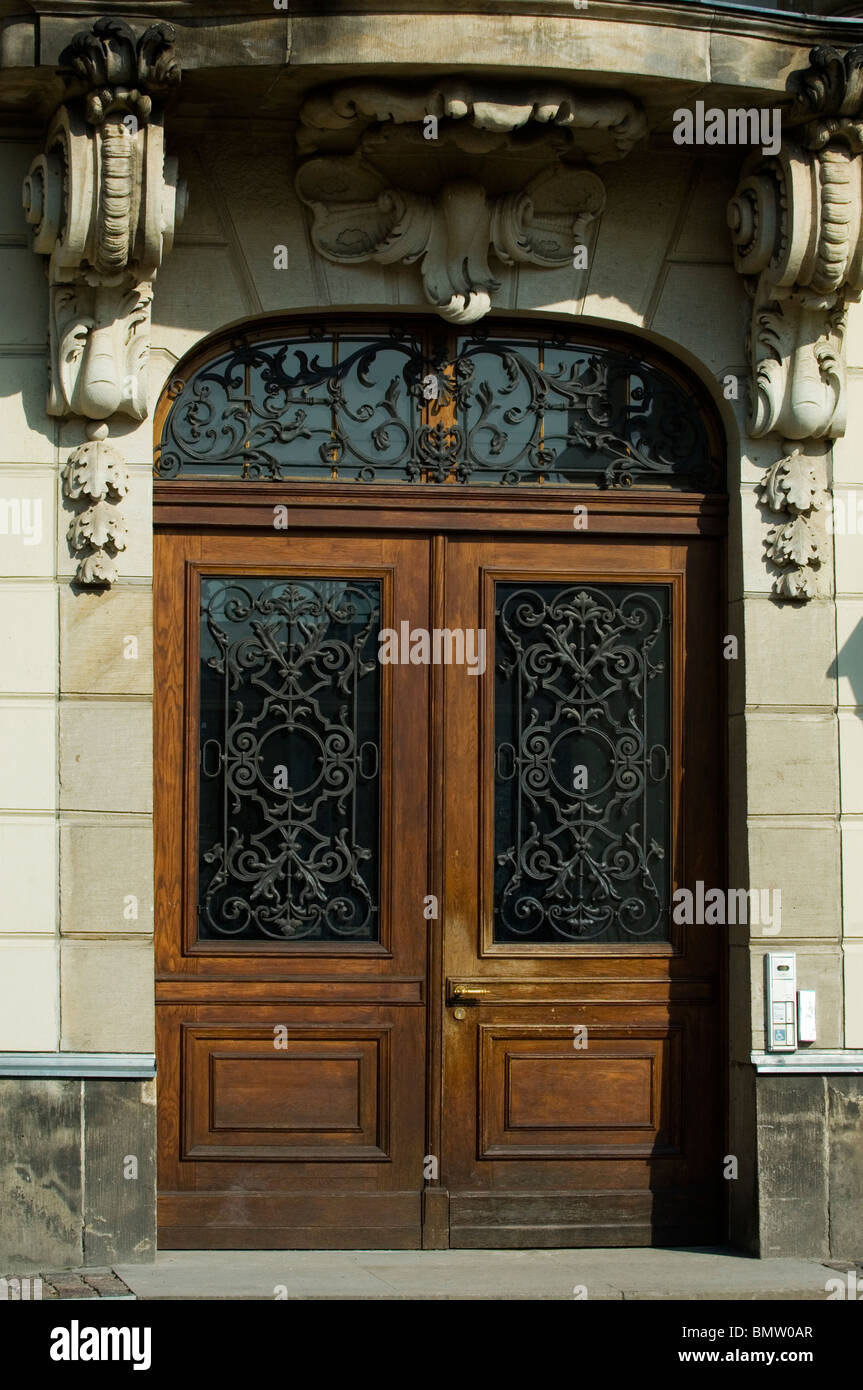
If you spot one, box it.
[153,314,728,1249]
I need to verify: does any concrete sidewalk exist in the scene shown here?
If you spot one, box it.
[112,1248,855,1300]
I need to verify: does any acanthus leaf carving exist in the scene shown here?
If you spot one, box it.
[58,16,180,127]
[759,447,825,600]
[67,501,129,556]
[786,44,863,153]
[62,424,129,588]
[63,431,130,502]
[764,514,822,598]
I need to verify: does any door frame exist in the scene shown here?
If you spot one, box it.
[154,480,728,1247]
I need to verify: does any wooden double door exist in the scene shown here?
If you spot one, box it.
[155,524,724,1249]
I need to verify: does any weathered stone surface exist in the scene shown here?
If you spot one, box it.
[60,819,153,936]
[60,939,154,1051]
[81,1270,133,1295]
[581,154,690,326]
[827,1078,863,1259]
[151,246,252,359]
[833,508,863,595]
[756,1075,829,1259]
[0,141,39,236]
[46,1273,97,1297]
[60,586,153,696]
[835,599,863,712]
[0,1079,81,1272]
[652,264,745,376]
[831,373,863,478]
[746,821,841,942]
[0,249,48,348]
[673,161,735,262]
[743,713,839,818]
[59,701,152,814]
[744,597,837,709]
[839,712,863,816]
[83,1079,156,1266]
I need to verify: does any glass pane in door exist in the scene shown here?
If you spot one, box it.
[493,582,671,944]
[197,576,381,942]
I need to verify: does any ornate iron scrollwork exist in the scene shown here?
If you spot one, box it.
[197,576,381,942]
[493,582,671,944]
[156,324,722,490]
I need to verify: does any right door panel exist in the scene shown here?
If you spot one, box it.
[441,535,724,1247]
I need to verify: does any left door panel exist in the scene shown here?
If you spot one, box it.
[155,532,430,1249]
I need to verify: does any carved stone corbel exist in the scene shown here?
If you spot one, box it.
[728,46,863,598]
[22,17,186,584]
[296,80,646,323]
[296,160,606,324]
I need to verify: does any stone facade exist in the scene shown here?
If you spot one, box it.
[1,1,862,1267]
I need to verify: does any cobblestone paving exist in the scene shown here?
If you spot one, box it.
[1,1268,135,1299]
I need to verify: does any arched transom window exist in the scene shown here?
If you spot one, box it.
[155,318,724,492]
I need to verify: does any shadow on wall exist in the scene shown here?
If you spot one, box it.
[829,616,863,708]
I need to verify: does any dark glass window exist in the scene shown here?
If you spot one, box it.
[494,582,671,944]
[197,576,381,942]
[156,324,722,491]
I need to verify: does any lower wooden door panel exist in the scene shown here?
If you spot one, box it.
[448,1191,714,1250]
[157,1005,425,1249]
[446,1004,720,1247]
[159,1193,422,1252]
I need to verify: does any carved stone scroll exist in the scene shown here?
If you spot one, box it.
[296,160,606,324]
[22,17,185,585]
[728,142,863,441]
[728,46,863,598]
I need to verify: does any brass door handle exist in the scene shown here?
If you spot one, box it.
[449,985,491,1005]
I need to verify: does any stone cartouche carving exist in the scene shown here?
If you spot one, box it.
[296,160,606,324]
[728,46,863,598]
[296,81,646,322]
[22,17,185,584]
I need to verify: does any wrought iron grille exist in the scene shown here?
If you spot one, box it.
[493,581,671,944]
[197,575,381,942]
[156,323,722,490]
